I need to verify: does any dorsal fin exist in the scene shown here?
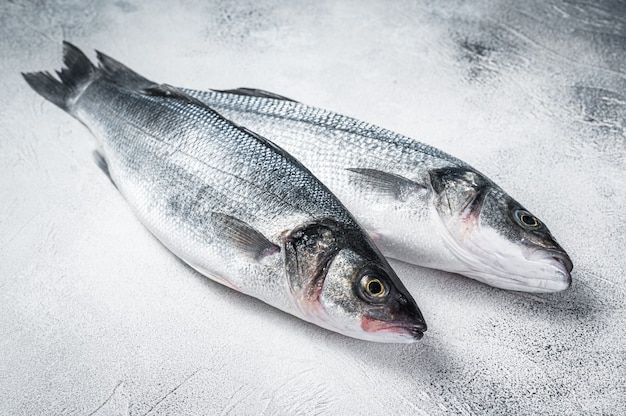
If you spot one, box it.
[213,87,297,102]
[141,83,211,107]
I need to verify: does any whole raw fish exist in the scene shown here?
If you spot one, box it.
[182,87,573,293]
[22,42,426,343]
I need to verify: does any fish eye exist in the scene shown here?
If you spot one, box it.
[515,209,540,228]
[367,279,384,296]
[360,273,389,300]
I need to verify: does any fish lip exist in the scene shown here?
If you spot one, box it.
[384,323,427,341]
[409,323,427,340]
[552,251,573,274]
[520,247,573,291]
[527,247,573,274]
[361,316,427,341]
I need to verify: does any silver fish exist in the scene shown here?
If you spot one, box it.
[181,87,573,293]
[22,42,426,343]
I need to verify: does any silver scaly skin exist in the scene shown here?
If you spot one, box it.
[181,87,573,293]
[22,42,426,343]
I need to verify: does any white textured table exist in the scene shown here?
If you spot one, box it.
[1,1,624,414]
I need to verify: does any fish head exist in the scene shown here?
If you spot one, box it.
[320,248,427,343]
[284,220,426,343]
[430,167,573,293]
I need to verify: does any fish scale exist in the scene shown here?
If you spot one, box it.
[22,42,426,343]
[83,86,339,228]
[183,85,573,293]
[184,88,467,265]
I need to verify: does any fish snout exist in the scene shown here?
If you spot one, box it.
[550,250,573,274]
[410,321,427,340]
[527,247,573,291]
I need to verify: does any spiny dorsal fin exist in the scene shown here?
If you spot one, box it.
[211,212,280,261]
[213,87,297,102]
[347,168,425,202]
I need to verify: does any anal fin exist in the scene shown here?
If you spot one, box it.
[93,150,117,189]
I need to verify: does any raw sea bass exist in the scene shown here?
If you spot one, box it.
[22,42,426,343]
[182,87,574,293]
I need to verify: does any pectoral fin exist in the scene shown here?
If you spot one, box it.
[347,168,425,201]
[212,212,280,261]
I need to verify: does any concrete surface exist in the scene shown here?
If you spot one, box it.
[1,0,624,414]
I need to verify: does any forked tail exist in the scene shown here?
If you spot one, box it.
[22,41,97,112]
[22,41,157,112]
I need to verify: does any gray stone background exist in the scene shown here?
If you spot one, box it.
[1,1,624,414]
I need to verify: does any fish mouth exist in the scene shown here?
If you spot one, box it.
[439,224,574,293]
[527,248,573,278]
[409,324,426,340]
[502,248,574,292]
[548,250,573,274]
[361,316,427,341]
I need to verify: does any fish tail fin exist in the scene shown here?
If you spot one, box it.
[22,41,97,112]
[97,49,212,107]
[96,49,156,90]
